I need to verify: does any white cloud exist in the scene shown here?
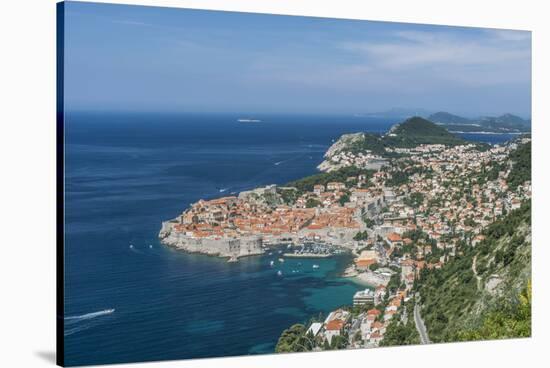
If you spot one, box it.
[340,29,529,69]
[487,29,531,42]
[244,27,530,96]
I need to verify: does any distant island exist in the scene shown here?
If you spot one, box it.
[428,112,531,134]
[357,109,530,134]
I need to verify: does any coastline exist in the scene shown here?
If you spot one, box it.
[449,130,524,135]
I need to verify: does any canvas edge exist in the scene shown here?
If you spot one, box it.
[56,1,66,367]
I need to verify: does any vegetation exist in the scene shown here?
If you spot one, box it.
[417,202,531,343]
[275,324,312,353]
[339,192,351,206]
[475,161,505,186]
[380,300,420,346]
[287,166,375,194]
[277,187,300,205]
[386,272,402,295]
[507,141,531,191]
[353,231,369,241]
[306,198,321,208]
[456,281,531,341]
[337,117,467,160]
[404,192,425,208]
[347,133,388,156]
[428,112,530,133]
[384,117,466,148]
[386,171,409,187]
[363,217,376,228]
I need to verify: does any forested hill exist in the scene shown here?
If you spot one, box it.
[428,111,531,133]
[328,117,467,159]
[385,116,466,147]
[417,201,531,342]
[507,141,531,191]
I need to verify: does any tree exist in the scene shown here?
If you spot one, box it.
[353,231,369,241]
[456,281,531,341]
[275,324,307,353]
[306,198,321,208]
[339,193,350,206]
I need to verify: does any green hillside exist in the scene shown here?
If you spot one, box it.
[428,112,472,125]
[384,116,466,147]
[330,117,467,159]
[507,141,531,191]
[417,201,531,342]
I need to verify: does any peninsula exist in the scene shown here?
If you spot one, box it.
[159,117,529,266]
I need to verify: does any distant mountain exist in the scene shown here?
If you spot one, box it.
[360,107,433,119]
[428,112,531,133]
[479,114,531,131]
[385,116,466,147]
[322,117,467,164]
[428,112,475,126]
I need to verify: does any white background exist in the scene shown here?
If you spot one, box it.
[0,0,548,367]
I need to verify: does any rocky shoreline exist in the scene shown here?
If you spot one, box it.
[342,264,392,287]
[159,220,265,261]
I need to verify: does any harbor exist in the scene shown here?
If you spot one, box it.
[277,242,347,259]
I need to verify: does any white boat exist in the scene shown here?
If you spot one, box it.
[312,264,320,269]
[278,258,284,263]
[129,245,134,249]
[277,270,283,276]
[270,261,274,267]
[237,118,262,123]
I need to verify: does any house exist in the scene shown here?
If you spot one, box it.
[369,331,383,345]
[472,234,486,247]
[387,232,403,246]
[371,321,385,333]
[353,289,375,306]
[313,184,325,195]
[350,189,371,203]
[327,182,346,191]
[367,308,381,318]
[384,309,397,321]
[324,319,345,344]
[374,285,387,305]
[355,250,378,270]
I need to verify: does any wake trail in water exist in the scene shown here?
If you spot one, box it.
[64,309,116,336]
[65,309,115,322]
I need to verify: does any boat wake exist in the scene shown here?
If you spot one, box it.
[129,245,145,255]
[65,309,115,322]
[64,309,115,336]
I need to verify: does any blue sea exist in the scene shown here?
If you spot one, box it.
[63,112,516,366]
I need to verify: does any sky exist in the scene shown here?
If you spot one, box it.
[63,1,532,117]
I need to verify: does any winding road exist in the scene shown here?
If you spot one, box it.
[472,255,482,290]
[414,299,431,344]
